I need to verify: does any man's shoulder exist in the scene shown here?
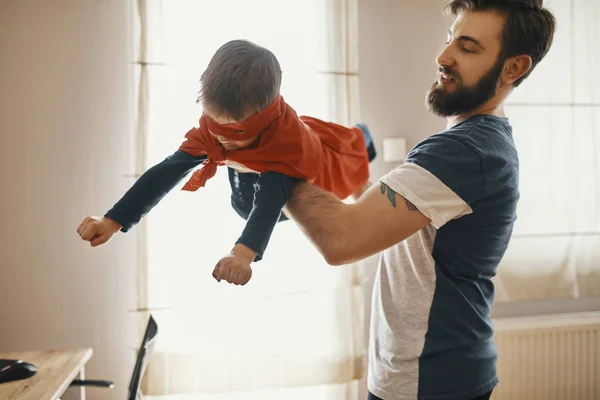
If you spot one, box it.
[410,115,517,179]
[395,115,517,212]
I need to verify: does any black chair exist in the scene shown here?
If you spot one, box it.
[70,314,158,400]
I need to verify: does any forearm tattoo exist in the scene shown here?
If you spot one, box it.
[380,182,418,211]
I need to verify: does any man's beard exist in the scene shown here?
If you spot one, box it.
[426,57,505,117]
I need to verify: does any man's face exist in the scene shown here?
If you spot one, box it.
[426,10,507,117]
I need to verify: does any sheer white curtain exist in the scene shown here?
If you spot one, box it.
[132,0,365,398]
[494,0,600,302]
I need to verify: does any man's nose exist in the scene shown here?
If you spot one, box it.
[436,45,456,69]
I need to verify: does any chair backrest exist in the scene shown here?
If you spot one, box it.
[128,314,158,400]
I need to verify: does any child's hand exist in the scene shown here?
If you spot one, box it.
[77,216,122,247]
[212,244,256,286]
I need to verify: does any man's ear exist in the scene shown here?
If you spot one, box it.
[502,54,532,85]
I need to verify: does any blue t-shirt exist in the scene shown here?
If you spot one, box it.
[105,151,293,261]
[369,115,519,399]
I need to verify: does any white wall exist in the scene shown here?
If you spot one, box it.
[0,1,137,399]
[359,0,451,178]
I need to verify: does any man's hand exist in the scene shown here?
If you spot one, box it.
[77,216,122,247]
[212,243,256,285]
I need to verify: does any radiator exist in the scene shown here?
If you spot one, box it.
[492,312,600,400]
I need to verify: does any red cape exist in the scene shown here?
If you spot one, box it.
[179,95,369,199]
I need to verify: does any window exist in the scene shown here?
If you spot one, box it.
[495,0,600,302]
[132,0,365,397]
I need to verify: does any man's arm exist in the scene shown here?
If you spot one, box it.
[284,180,431,265]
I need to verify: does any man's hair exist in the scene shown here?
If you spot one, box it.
[446,0,556,86]
[198,40,282,121]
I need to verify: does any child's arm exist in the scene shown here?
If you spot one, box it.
[237,171,296,260]
[212,171,296,285]
[105,150,207,230]
[77,150,207,246]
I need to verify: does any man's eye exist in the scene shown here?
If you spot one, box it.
[461,46,476,53]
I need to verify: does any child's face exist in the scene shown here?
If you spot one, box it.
[203,106,259,151]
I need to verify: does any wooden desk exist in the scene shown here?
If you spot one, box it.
[0,348,93,400]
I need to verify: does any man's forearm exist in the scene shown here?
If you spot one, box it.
[286,179,431,265]
[284,181,350,265]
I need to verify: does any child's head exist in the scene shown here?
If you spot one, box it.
[198,40,282,150]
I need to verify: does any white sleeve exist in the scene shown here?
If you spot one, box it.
[379,162,473,229]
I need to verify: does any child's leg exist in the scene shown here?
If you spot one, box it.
[228,168,255,220]
[355,123,377,162]
[349,124,376,200]
[228,168,289,222]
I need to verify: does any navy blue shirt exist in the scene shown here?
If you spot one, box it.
[105,150,294,261]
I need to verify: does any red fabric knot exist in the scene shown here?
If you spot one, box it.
[181,145,226,192]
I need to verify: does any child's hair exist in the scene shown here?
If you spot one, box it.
[198,40,283,121]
